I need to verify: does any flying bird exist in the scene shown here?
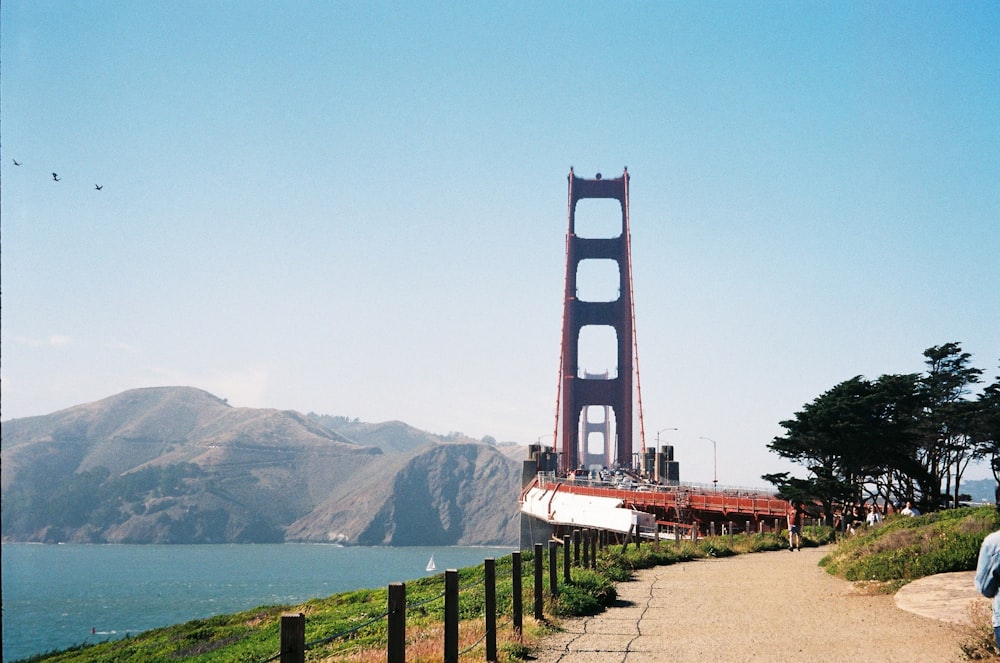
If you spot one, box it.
[95,184,103,191]
[52,173,60,182]
[12,159,22,166]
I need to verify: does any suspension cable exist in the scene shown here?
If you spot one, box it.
[624,168,647,457]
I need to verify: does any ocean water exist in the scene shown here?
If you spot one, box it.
[1,543,515,662]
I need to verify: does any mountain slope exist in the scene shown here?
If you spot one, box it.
[1,387,522,545]
[285,443,522,545]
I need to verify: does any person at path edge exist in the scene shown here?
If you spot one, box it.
[787,500,802,551]
[976,489,1000,651]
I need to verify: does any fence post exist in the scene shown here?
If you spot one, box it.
[590,531,597,569]
[533,543,543,620]
[485,558,497,662]
[653,523,660,550]
[512,551,523,639]
[280,613,305,663]
[573,529,581,565]
[445,569,459,663]
[548,541,558,596]
[388,583,406,663]
[563,535,571,584]
[583,529,591,566]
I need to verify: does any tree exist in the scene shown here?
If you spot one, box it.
[916,343,983,510]
[764,343,991,517]
[766,376,883,523]
[972,363,1000,494]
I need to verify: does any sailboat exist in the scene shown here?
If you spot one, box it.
[426,555,436,572]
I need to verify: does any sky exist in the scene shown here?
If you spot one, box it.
[2,2,998,488]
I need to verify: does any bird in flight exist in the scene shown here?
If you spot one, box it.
[12,159,22,166]
[52,173,60,182]
[95,184,103,191]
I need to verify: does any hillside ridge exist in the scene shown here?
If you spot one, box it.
[1,387,523,545]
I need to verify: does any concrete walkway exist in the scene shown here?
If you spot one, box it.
[895,570,986,623]
[532,546,980,662]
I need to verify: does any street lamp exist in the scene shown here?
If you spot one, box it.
[698,436,718,488]
[655,427,677,450]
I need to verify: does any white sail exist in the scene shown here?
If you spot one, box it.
[426,555,436,572]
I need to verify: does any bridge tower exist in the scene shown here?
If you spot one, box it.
[580,372,612,469]
[559,168,634,473]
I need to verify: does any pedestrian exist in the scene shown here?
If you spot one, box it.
[976,527,1000,650]
[901,501,921,517]
[787,500,802,551]
[865,504,882,527]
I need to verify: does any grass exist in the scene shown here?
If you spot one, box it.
[819,506,1000,588]
[36,521,982,663]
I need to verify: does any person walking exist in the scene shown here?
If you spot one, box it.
[787,500,803,551]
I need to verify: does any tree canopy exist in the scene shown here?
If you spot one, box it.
[765,342,999,518]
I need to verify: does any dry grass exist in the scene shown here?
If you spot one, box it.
[960,600,1000,660]
[312,616,551,662]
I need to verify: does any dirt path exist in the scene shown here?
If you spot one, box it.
[532,546,972,662]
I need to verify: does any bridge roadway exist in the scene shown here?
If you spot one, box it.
[520,476,791,537]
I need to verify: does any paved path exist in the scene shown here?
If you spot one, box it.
[533,546,983,662]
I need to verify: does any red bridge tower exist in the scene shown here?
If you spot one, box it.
[558,168,636,473]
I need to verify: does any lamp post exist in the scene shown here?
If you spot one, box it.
[655,427,677,450]
[698,436,718,488]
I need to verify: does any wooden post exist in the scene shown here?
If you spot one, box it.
[674,526,680,546]
[548,541,558,596]
[388,583,406,663]
[485,558,497,662]
[583,529,591,565]
[591,531,598,569]
[729,521,735,547]
[512,551,523,639]
[563,534,571,584]
[622,523,634,552]
[445,569,459,663]
[654,523,660,550]
[709,521,716,537]
[280,613,305,663]
[573,529,581,566]
[533,543,543,620]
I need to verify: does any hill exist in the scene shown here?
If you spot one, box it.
[1,387,524,545]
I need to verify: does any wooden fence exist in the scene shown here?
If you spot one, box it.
[269,528,604,663]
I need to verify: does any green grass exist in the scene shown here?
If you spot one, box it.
[819,506,1000,585]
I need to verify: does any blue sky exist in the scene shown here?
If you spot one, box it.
[2,2,998,487]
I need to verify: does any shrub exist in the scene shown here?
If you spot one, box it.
[552,568,616,617]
